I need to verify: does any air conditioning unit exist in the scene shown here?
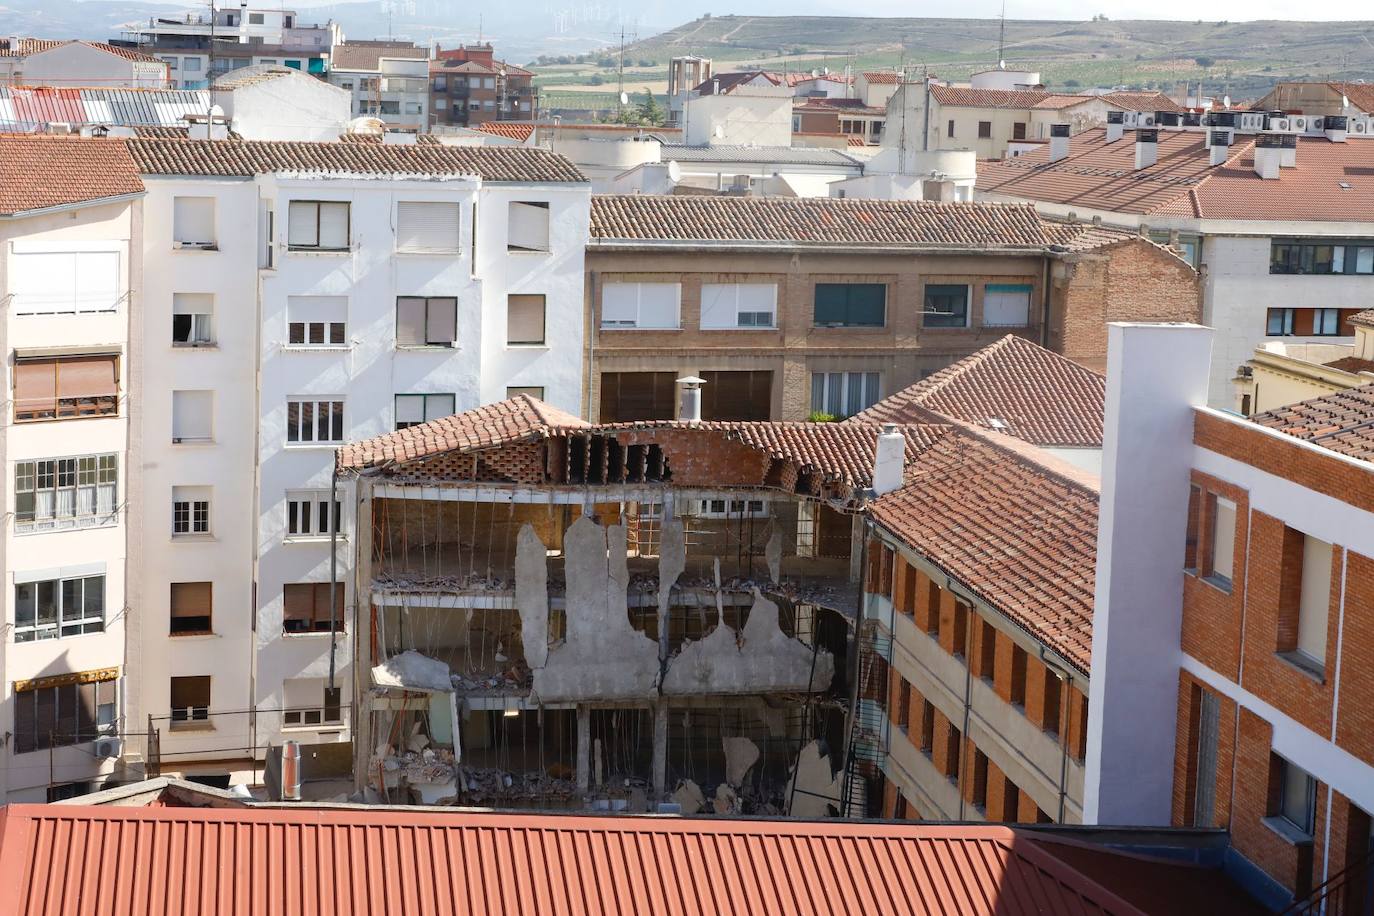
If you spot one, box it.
[1306,116,1326,133]
[1239,112,1267,132]
[1352,116,1373,136]
[1140,114,1156,127]
[94,737,122,759]
[1122,111,1140,128]
[1269,117,1292,132]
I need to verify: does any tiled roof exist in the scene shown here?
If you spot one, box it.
[1349,308,1374,329]
[1323,356,1374,375]
[930,85,1053,109]
[1330,81,1374,114]
[211,64,306,90]
[1031,93,1098,110]
[978,127,1374,221]
[1102,91,1183,113]
[1250,386,1374,462]
[660,143,861,167]
[474,121,536,142]
[431,57,531,76]
[870,426,1100,672]
[330,42,428,71]
[861,70,901,84]
[338,395,587,469]
[85,42,165,64]
[0,802,1234,916]
[851,335,1106,447]
[0,135,144,216]
[126,137,586,183]
[337,132,441,145]
[132,125,243,140]
[693,71,782,94]
[793,97,885,114]
[3,40,165,63]
[0,87,208,130]
[589,194,1138,252]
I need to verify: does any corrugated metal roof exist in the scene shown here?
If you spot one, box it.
[0,88,208,131]
[0,803,1156,915]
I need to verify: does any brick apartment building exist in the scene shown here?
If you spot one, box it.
[429,44,534,129]
[586,194,1200,422]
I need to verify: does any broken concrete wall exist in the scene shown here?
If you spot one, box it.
[661,589,834,696]
[530,515,660,701]
[516,524,550,669]
[786,739,843,818]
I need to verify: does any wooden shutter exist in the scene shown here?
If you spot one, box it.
[171,676,210,709]
[171,582,212,617]
[14,359,57,420]
[397,201,460,252]
[311,583,344,620]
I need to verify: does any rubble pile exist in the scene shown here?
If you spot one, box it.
[449,661,532,693]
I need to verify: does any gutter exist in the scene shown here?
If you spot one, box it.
[0,192,145,220]
[587,240,1069,257]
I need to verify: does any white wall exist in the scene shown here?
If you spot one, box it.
[684,90,793,147]
[21,44,164,89]
[216,75,351,141]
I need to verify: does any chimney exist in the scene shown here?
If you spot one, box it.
[871,423,906,497]
[1105,110,1125,143]
[1134,128,1159,170]
[1280,132,1297,168]
[1325,115,1349,143]
[922,178,956,202]
[1048,122,1071,162]
[1208,129,1231,166]
[677,376,705,422]
[1254,132,1283,179]
[280,740,301,801]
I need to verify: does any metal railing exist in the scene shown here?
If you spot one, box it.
[1281,847,1374,916]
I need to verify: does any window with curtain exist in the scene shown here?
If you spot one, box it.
[507,294,546,345]
[170,582,213,635]
[287,200,350,251]
[810,371,880,418]
[172,293,214,345]
[395,393,455,430]
[14,573,105,642]
[813,283,885,327]
[396,201,461,253]
[12,673,116,753]
[285,398,344,444]
[396,297,458,346]
[283,583,344,634]
[15,454,117,533]
[13,355,119,422]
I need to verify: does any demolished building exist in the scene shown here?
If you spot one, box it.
[334,394,937,814]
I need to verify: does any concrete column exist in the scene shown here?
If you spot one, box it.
[1085,322,1212,826]
[576,704,591,792]
[651,701,669,799]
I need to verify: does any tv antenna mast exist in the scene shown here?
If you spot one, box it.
[997,0,1007,68]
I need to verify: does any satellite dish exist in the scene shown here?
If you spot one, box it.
[1223,94,1231,109]
[666,160,681,182]
[619,91,629,106]
[714,124,724,139]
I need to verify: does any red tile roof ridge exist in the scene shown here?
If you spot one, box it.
[941,417,1101,496]
[1349,308,1374,329]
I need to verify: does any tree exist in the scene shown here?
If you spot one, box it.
[588,73,605,86]
[1194,56,1215,68]
[635,87,665,126]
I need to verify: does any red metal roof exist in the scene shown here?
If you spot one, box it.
[0,803,1166,915]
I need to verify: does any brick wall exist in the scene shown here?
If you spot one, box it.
[1055,237,1203,372]
[1231,708,1321,896]
[1336,552,1374,767]
[1181,471,1250,680]
[1172,671,1237,829]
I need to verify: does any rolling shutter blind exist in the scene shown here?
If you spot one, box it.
[395,395,426,425]
[699,284,735,329]
[172,390,212,440]
[171,582,212,618]
[426,298,457,344]
[287,201,317,247]
[56,356,117,402]
[173,293,213,315]
[507,201,550,251]
[736,284,777,325]
[318,202,349,249]
[75,252,120,312]
[983,283,1031,327]
[396,298,426,346]
[637,284,680,329]
[12,252,76,314]
[600,284,639,327]
[507,295,545,344]
[396,201,460,252]
[173,197,214,244]
[13,361,56,418]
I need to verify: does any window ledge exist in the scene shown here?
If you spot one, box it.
[170,439,216,447]
[169,631,217,640]
[1262,815,1314,846]
[15,521,119,536]
[284,630,347,638]
[506,249,552,256]
[285,248,351,256]
[1276,650,1326,683]
[281,723,345,732]
[700,326,778,332]
[284,535,347,544]
[1200,573,1233,595]
[395,249,462,257]
[599,326,683,332]
[283,345,351,353]
[396,344,458,352]
[173,245,219,252]
[171,343,219,351]
[506,343,549,350]
[168,721,216,733]
[283,443,344,450]
[172,534,217,543]
[812,325,886,331]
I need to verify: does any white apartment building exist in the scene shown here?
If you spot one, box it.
[126,137,589,783]
[329,43,431,131]
[0,137,145,801]
[978,122,1374,409]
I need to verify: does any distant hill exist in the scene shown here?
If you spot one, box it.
[532,15,1374,101]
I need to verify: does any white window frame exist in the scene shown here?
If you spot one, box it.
[285,489,341,539]
[286,296,347,348]
[286,398,345,445]
[700,283,777,330]
[15,453,118,533]
[172,486,211,537]
[395,393,455,430]
[172,293,214,346]
[600,282,681,330]
[810,371,880,419]
[13,572,105,642]
[1209,496,1237,588]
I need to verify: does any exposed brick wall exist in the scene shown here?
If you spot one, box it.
[1171,671,1237,830]
[1181,471,1250,681]
[1240,511,1337,737]
[1055,238,1202,372]
[992,630,1016,704]
[1024,657,1048,730]
[1336,552,1374,767]
[1231,707,1320,896]
[1066,686,1089,763]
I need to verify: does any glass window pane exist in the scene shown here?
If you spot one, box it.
[810,373,825,413]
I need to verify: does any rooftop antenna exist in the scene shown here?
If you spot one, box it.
[617,22,627,112]
[205,0,215,125]
[997,0,1006,69]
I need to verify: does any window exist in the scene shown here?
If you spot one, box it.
[284,59,300,70]
[944,722,962,779]
[700,283,777,329]
[601,282,681,329]
[286,398,344,444]
[248,11,264,23]
[507,294,546,345]
[283,678,344,726]
[161,56,178,69]
[287,296,347,346]
[12,673,116,753]
[1265,307,1356,337]
[395,393,455,429]
[14,573,105,642]
[1271,240,1374,275]
[283,583,344,634]
[286,490,341,538]
[15,454,117,532]
[1273,754,1316,836]
[14,355,118,422]
[10,249,121,315]
[172,486,210,536]
[813,283,885,327]
[1206,495,1237,588]
[896,677,912,729]
[947,119,955,138]
[977,121,992,139]
[396,296,457,346]
[172,293,214,345]
[695,498,768,519]
[1010,644,1028,707]
[184,57,202,72]
[170,676,210,728]
[287,200,350,251]
[507,201,551,252]
[1277,530,1332,671]
[1012,122,1027,140]
[173,196,215,248]
[396,201,461,253]
[972,749,990,809]
[923,284,971,328]
[171,390,213,442]
[810,371,880,419]
[435,98,447,110]
[982,284,1032,327]
[507,386,545,399]
[170,582,212,635]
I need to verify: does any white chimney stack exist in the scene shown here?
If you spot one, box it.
[1134,128,1159,170]
[871,423,906,497]
[1280,132,1297,168]
[1208,129,1231,167]
[1105,110,1124,143]
[1048,123,1071,162]
[1325,115,1348,143]
[677,376,705,422]
[1254,133,1283,180]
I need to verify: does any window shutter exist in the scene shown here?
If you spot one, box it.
[287,201,317,247]
[507,201,550,251]
[637,284,681,329]
[75,252,120,312]
[397,201,460,252]
[699,284,735,329]
[14,360,57,419]
[426,298,457,344]
[174,197,214,244]
[735,284,777,325]
[507,295,545,344]
[983,283,1031,327]
[171,582,212,617]
[172,390,212,440]
[55,356,117,404]
[850,285,886,326]
[396,297,427,346]
[395,395,425,425]
[600,284,639,327]
[173,293,213,315]
[814,284,846,325]
[11,252,77,315]
[319,202,350,249]
[423,394,455,421]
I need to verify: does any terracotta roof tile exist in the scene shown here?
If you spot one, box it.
[1330,81,1374,114]
[1323,356,1374,375]
[1101,91,1183,113]
[126,137,585,182]
[693,71,782,94]
[851,335,1106,447]
[978,127,1374,221]
[930,85,1054,108]
[589,194,1137,251]
[861,70,901,85]
[330,41,428,71]
[2,39,164,63]
[1250,385,1374,462]
[870,427,1099,672]
[474,121,536,142]
[1349,308,1374,329]
[0,135,144,216]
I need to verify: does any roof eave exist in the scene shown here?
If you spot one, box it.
[587,239,1060,256]
[0,191,145,220]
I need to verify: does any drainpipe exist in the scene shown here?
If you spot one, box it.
[1040,648,1073,822]
[955,590,975,820]
[1040,256,1053,348]
[328,465,339,691]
